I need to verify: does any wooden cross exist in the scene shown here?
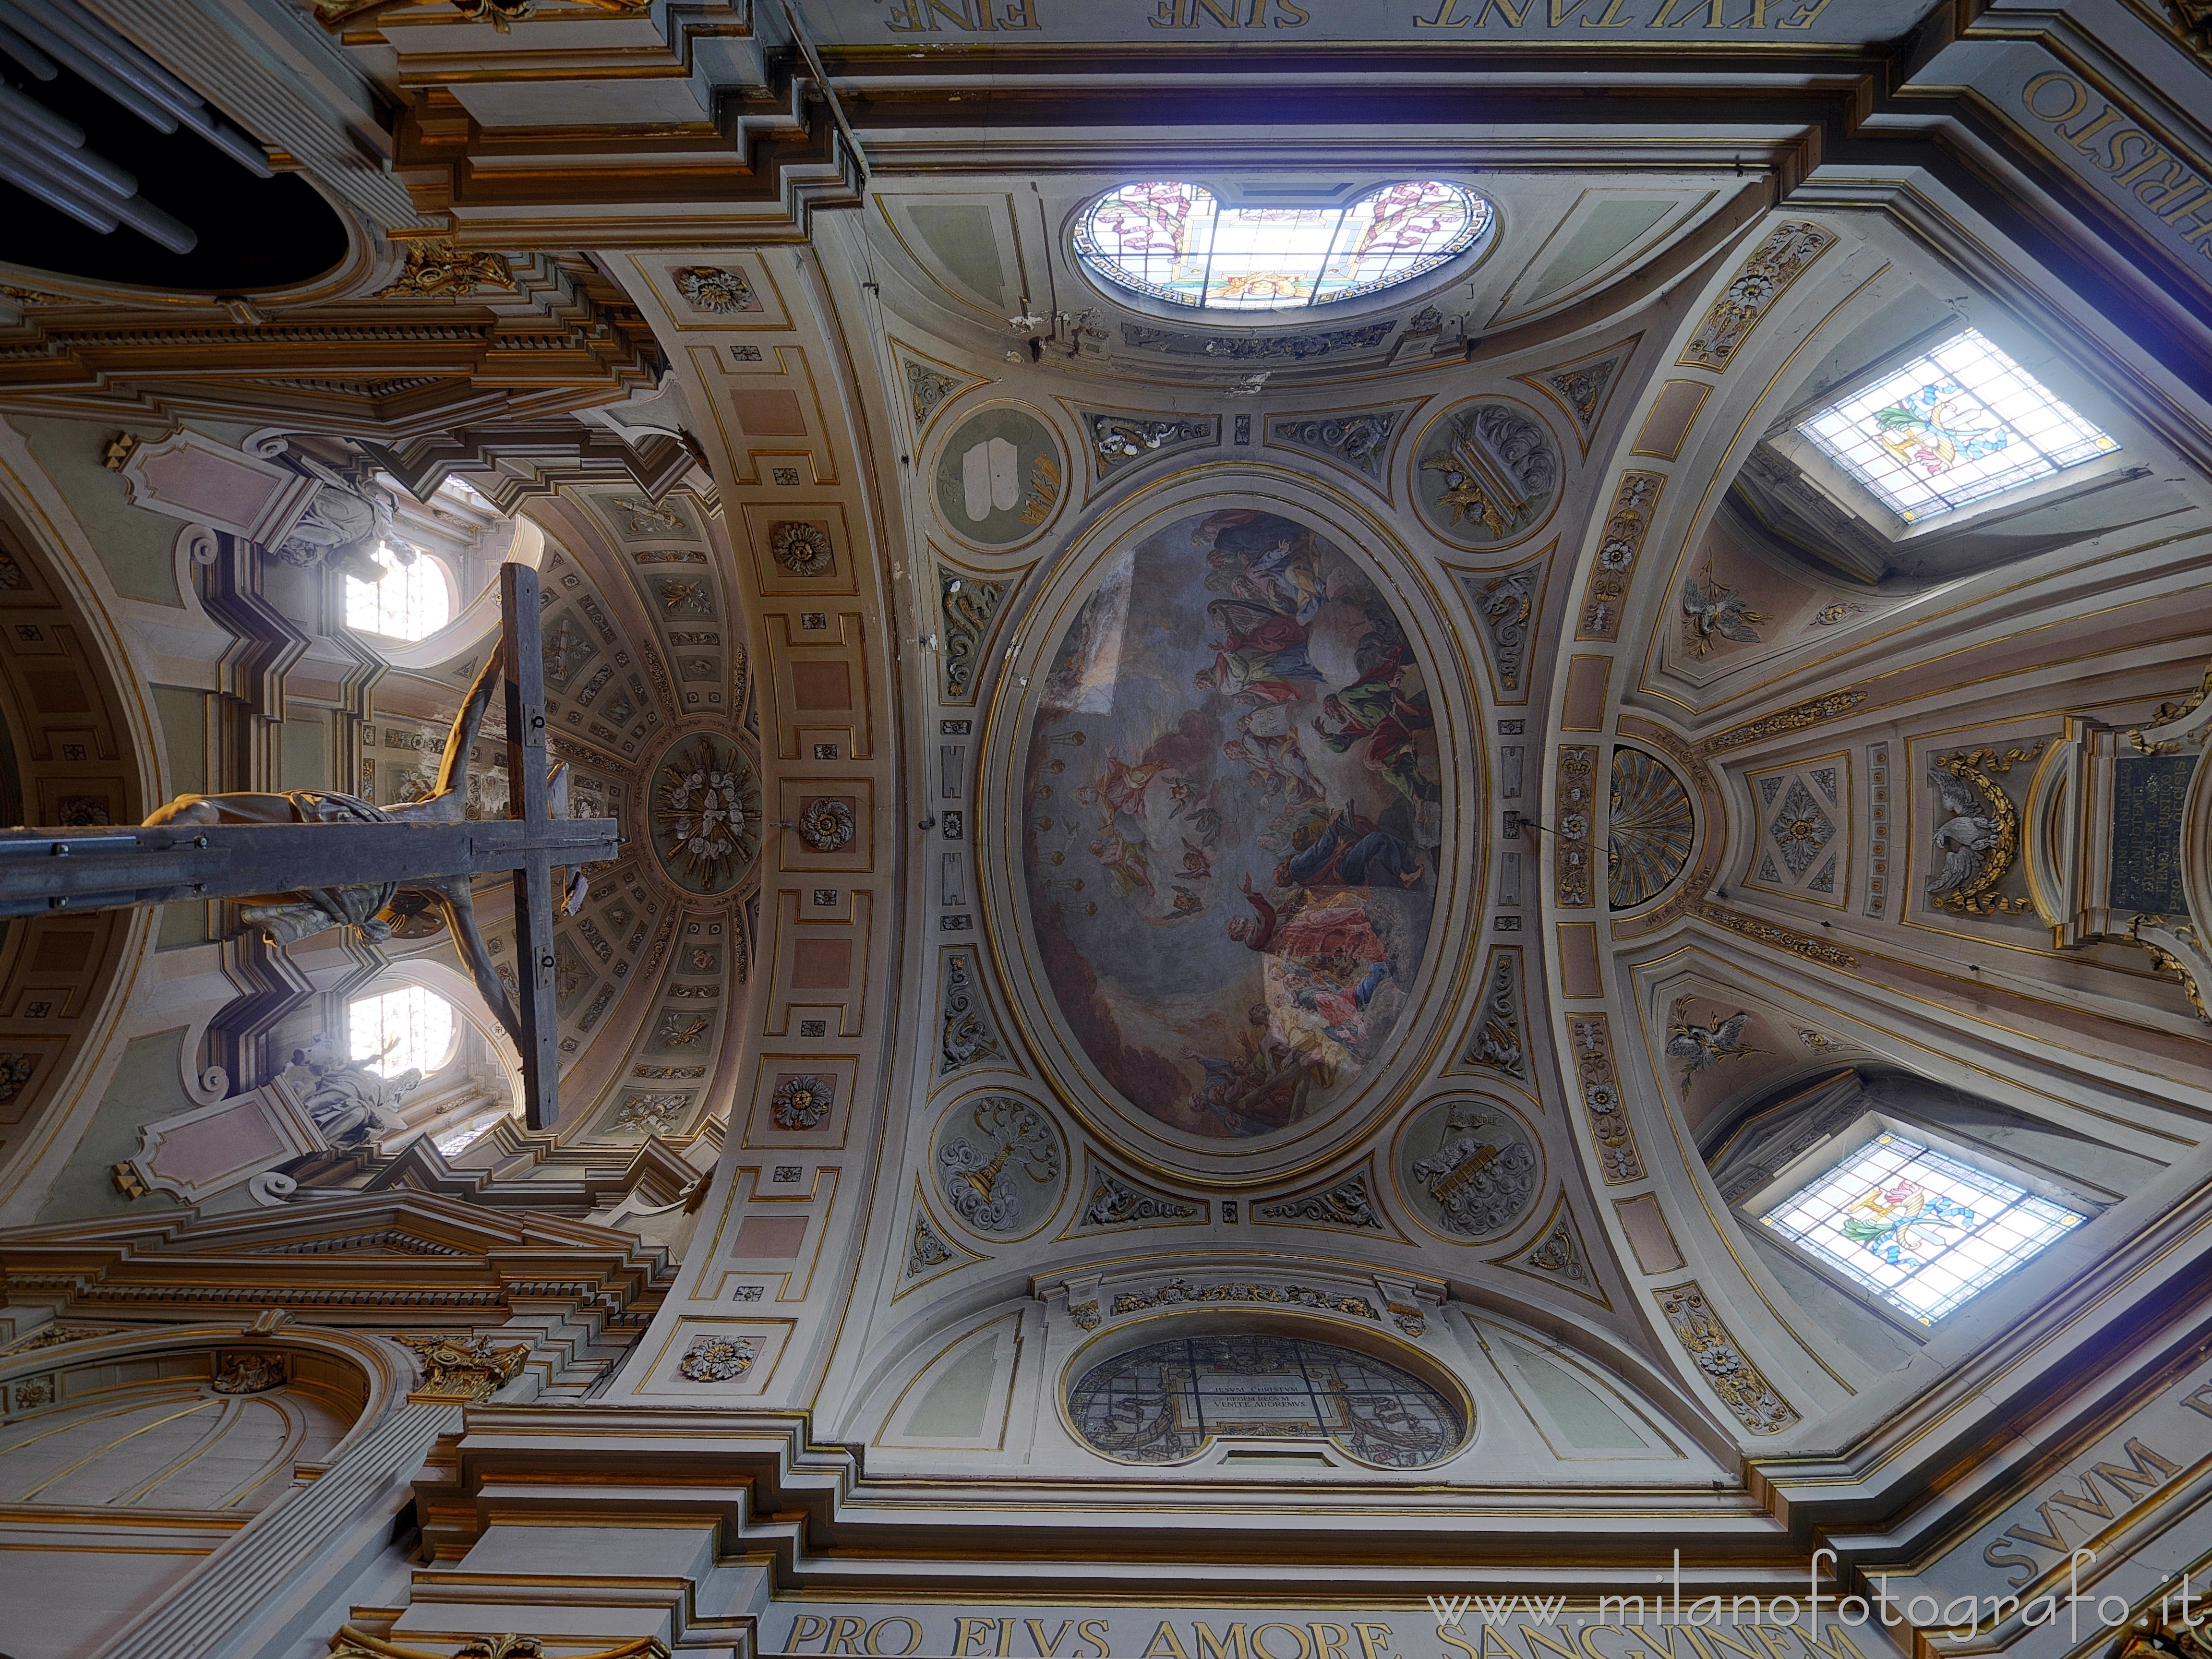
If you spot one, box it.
[0,564,614,1131]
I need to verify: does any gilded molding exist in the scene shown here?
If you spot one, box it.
[1110,1278,1378,1320]
[1698,902,1858,967]
[315,0,650,25]
[1700,689,1867,756]
[1655,1281,1800,1435]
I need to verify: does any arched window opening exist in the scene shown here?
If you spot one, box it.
[1068,1333,1462,1468]
[1793,328,2118,527]
[344,548,452,641]
[1075,180,1491,313]
[434,1108,511,1158]
[346,985,457,1080]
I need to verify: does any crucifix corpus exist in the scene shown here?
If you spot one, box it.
[0,565,614,1130]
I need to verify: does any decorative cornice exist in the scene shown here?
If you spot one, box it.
[1698,902,1858,967]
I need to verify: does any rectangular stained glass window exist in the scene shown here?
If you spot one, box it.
[1794,328,2118,525]
[1758,1130,2083,1323]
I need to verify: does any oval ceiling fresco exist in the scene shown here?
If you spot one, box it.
[1021,508,1443,1141]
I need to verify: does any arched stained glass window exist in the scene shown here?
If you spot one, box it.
[1075,180,1490,312]
[348,985,457,1079]
[344,548,451,641]
[1068,1333,1463,1467]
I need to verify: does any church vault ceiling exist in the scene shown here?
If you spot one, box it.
[0,1,2210,1654]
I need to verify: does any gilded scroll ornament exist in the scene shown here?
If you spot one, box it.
[908,1213,955,1276]
[938,948,1003,1075]
[396,1333,529,1401]
[1081,1169,1198,1227]
[904,359,962,433]
[1678,221,1838,371]
[3,1323,123,1354]
[2129,917,2210,1021]
[1655,1282,1800,1435]
[1462,948,1527,1078]
[1701,689,1867,756]
[314,0,651,28]
[940,568,1011,703]
[1256,1172,1385,1231]
[2162,0,2211,56]
[211,1351,286,1395]
[1699,903,1859,967]
[1092,413,1214,470]
[2129,661,2212,754]
[1110,1278,1377,1319]
[1927,744,2044,916]
[1518,1211,1591,1286]
[1576,471,1662,641]
[1567,1015,1643,1184]
[1461,557,1541,695]
[373,238,515,300]
[326,1626,667,1659]
[1270,408,1403,482]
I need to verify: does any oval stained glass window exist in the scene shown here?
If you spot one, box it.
[1074,180,1491,312]
[1068,1333,1465,1467]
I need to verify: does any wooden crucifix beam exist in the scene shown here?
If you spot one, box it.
[0,559,613,1134]
[0,817,616,918]
[502,560,563,1132]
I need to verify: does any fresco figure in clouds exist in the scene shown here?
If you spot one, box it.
[1023,508,1442,1139]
